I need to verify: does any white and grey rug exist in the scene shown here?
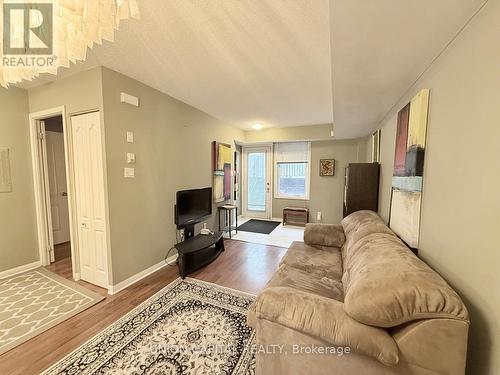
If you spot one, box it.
[42,278,256,375]
[0,268,103,355]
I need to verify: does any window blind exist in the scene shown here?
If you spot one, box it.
[274,142,310,163]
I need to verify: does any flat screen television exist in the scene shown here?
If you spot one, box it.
[175,187,212,239]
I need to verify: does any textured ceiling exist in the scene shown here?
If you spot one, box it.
[18,0,487,138]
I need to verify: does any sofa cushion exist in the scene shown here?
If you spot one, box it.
[254,287,400,366]
[267,264,344,301]
[280,241,343,281]
[341,210,383,238]
[342,233,469,327]
[341,211,396,262]
[304,223,346,248]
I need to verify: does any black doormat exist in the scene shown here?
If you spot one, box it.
[237,219,281,234]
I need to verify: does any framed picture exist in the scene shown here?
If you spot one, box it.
[212,141,232,202]
[0,148,12,193]
[389,89,430,249]
[319,159,335,176]
[371,129,381,163]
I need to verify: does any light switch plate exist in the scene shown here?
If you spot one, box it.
[126,131,134,143]
[127,153,136,164]
[124,167,135,178]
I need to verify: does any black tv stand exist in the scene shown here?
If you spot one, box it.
[174,232,224,278]
[183,223,196,240]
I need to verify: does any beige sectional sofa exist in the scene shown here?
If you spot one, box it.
[247,210,469,375]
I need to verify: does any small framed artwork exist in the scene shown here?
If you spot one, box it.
[371,129,381,162]
[319,159,335,176]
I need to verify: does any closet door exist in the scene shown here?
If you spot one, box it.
[71,112,109,288]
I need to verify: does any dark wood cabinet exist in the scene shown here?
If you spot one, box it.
[343,163,380,217]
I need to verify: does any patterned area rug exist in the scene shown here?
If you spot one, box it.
[0,268,103,355]
[42,278,256,375]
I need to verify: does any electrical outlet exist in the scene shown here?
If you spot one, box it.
[124,167,135,178]
[317,212,322,221]
[179,229,185,242]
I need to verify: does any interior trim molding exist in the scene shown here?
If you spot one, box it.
[107,255,178,295]
[0,261,42,280]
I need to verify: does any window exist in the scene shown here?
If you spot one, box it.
[274,142,310,199]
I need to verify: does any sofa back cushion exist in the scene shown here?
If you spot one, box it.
[342,233,469,327]
[304,223,346,248]
[341,210,395,263]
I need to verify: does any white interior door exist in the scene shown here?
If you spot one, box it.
[242,145,272,219]
[71,112,109,288]
[45,130,70,245]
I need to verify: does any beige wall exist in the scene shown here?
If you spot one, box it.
[101,68,244,284]
[374,2,500,373]
[0,87,38,272]
[271,140,360,224]
[245,127,365,224]
[28,67,104,115]
[244,123,334,142]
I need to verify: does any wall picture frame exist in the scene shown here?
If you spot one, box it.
[319,159,335,176]
[212,141,232,202]
[389,89,430,249]
[0,148,12,193]
[371,129,381,163]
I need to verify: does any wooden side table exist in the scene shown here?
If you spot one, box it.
[218,205,238,238]
[283,207,309,226]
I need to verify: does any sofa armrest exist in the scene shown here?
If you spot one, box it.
[304,223,346,248]
[254,287,399,366]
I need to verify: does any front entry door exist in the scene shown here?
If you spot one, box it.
[71,111,109,288]
[242,145,272,219]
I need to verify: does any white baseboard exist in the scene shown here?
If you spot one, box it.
[107,255,177,295]
[0,261,42,279]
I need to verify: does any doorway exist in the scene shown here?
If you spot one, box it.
[44,116,72,263]
[242,145,273,219]
[29,107,111,290]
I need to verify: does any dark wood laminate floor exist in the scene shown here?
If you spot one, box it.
[54,242,71,262]
[0,240,286,375]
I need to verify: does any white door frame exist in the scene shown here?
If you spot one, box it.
[28,107,85,284]
[242,144,273,219]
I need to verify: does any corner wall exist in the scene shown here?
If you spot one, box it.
[0,87,38,272]
[101,67,245,284]
[374,2,500,373]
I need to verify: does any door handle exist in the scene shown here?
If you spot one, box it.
[61,192,68,197]
[81,223,88,228]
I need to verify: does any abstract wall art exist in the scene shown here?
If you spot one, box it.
[212,141,232,202]
[319,159,335,176]
[389,89,430,249]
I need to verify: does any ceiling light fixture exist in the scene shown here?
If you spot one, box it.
[0,0,140,88]
[252,123,263,130]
